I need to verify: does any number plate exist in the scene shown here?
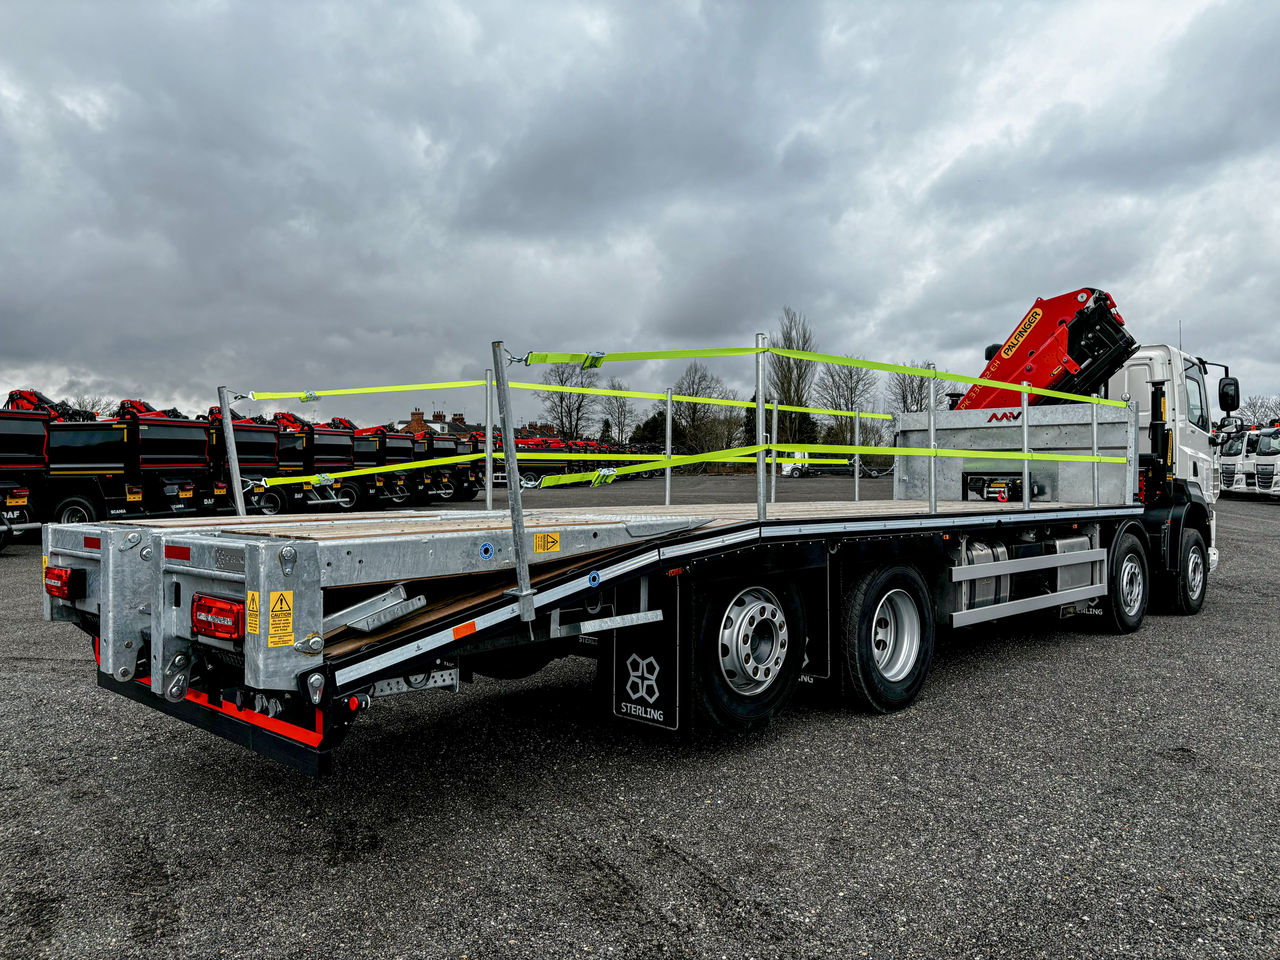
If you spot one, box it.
[5,496,27,506]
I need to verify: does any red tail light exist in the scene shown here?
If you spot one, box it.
[44,565,84,600]
[214,481,228,494]
[191,594,245,641]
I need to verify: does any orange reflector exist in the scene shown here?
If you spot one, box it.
[452,621,476,640]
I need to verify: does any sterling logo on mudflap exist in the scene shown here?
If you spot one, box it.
[621,653,663,721]
[1000,308,1043,358]
[987,411,1022,422]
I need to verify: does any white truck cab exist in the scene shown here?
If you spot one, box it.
[1252,428,1280,495]
[1105,344,1241,572]
[1219,428,1259,494]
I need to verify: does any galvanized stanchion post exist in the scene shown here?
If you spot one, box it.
[770,399,778,503]
[664,389,673,507]
[853,415,861,502]
[1127,399,1139,502]
[1090,393,1100,507]
[927,371,937,515]
[1021,381,1031,510]
[217,386,247,517]
[755,334,767,522]
[491,342,535,621]
[484,368,494,511]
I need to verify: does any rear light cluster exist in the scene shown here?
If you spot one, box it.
[44,566,85,600]
[191,594,246,641]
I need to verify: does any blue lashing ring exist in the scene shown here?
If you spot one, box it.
[479,541,494,560]
[587,570,600,587]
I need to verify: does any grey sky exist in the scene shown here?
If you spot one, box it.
[1,0,1276,427]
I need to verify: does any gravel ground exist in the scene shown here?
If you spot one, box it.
[1,480,1277,959]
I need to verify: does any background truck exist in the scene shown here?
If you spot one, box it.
[268,412,356,512]
[205,407,280,515]
[1251,427,1280,495]
[0,407,48,551]
[3,392,213,526]
[37,311,1243,773]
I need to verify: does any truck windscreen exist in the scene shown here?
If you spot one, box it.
[1222,436,1245,457]
[1257,434,1280,457]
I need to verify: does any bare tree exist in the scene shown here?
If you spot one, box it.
[597,377,637,444]
[539,363,599,439]
[67,393,114,416]
[1237,394,1280,426]
[814,359,879,444]
[884,360,955,414]
[768,306,817,443]
[672,361,742,461]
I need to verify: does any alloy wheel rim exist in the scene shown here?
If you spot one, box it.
[1120,555,1144,617]
[717,587,789,697]
[1187,545,1205,599]
[871,588,921,682]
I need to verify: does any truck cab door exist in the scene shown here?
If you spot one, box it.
[1178,360,1214,499]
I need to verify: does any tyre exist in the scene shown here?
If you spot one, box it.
[334,485,360,511]
[1101,531,1148,633]
[452,484,479,502]
[1169,527,1207,615]
[694,582,805,733]
[0,523,9,554]
[53,496,98,525]
[520,471,539,488]
[841,565,935,712]
[258,489,287,516]
[435,481,456,501]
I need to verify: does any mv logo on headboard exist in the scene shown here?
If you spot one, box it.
[987,411,1023,423]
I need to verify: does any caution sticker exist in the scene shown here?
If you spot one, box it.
[268,591,294,647]
[246,591,260,635]
[533,532,561,553]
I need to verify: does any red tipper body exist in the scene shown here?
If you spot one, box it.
[955,288,1138,410]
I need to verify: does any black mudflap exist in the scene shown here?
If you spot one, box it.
[609,575,687,731]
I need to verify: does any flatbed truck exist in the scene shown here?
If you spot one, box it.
[38,337,1242,773]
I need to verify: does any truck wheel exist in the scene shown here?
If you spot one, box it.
[258,489,287,516]
[841,565,935,713]
[452,485,478,502]
[520,471,539,488]
[1170,527,1207,615]
[695,582,805,732]
[1102,532,1148,633]
[335,486,360,511]
[54,496,98,525]
[435,481,456,501]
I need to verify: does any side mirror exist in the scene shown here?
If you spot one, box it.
[1218,376,1240,413]
[1215,416,1243,437]
[984,343,1001,362]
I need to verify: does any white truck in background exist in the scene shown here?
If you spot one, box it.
[1219,427,1262,495]
[1251,428,1280,495]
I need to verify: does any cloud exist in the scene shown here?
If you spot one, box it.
[0,0,1275,432]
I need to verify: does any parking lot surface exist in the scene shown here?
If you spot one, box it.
[1,480,1276,959]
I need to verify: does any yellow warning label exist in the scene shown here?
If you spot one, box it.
[533,532,561,553]
[268,591,293,647]
[1000,308,1043,359]
[246,591,260,635]
[42,555,47,576]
